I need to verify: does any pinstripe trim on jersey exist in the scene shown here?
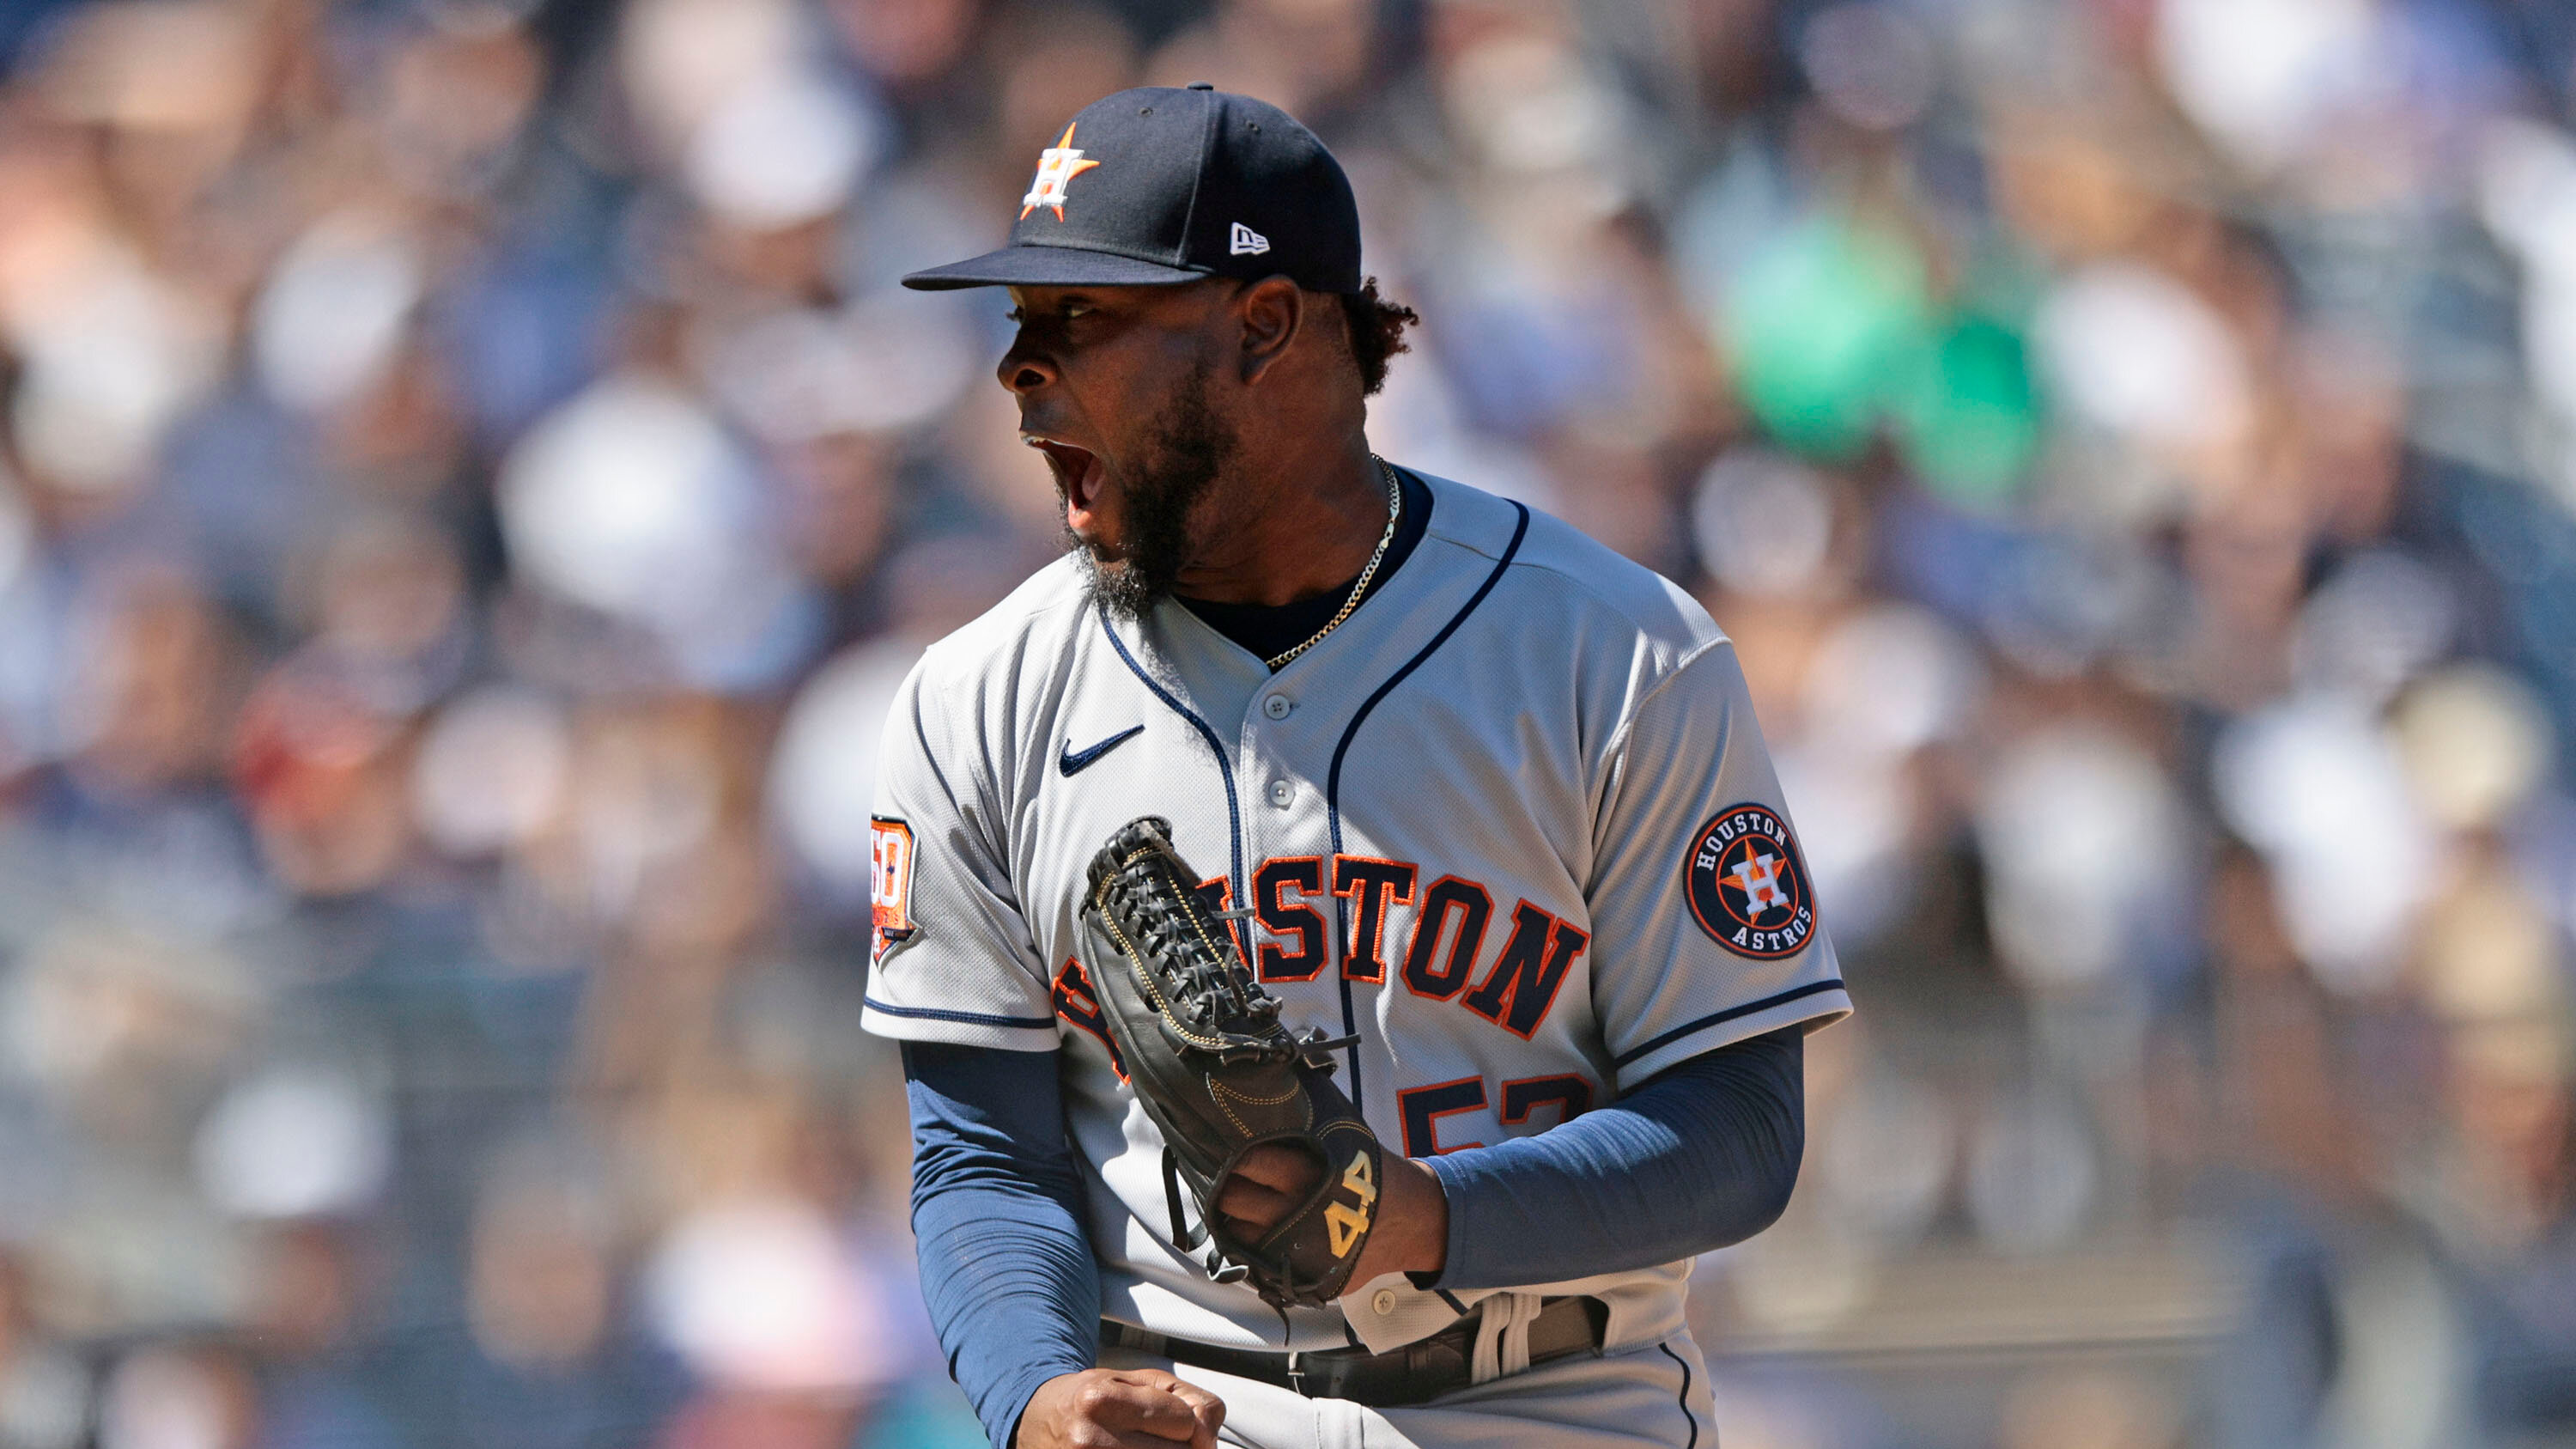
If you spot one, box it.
[1656,1342,1699,1449]
[1097,604,1247,910]
[863,996,1057,1031]
[1325,495,1533,1113]
[1609,978,1846,1068]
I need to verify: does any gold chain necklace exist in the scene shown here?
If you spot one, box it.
[1262,458,1403,670]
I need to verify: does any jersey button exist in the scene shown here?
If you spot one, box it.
[1262,695,1292,720]
[1267,779,1295,807]
[1372,1288,1398,1316]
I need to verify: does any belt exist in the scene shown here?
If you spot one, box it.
[1102,1295,1609,1409]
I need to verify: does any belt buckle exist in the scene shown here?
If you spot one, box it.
[1285,1351,1306,1397]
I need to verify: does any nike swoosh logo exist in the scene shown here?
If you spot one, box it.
[1059,725,1144,776]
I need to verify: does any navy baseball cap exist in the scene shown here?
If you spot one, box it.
[901,84,1363,295]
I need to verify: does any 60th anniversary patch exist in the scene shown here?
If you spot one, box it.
[1684,803,1816,959]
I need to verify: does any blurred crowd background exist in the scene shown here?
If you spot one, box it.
[0,0,2566,1446]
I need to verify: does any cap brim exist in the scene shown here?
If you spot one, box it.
[900,245,1211,290]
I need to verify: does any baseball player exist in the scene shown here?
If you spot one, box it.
[869,85,1850,1449]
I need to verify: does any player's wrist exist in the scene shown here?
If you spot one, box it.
[1344,1153,1447,1288]
[1012,1372,1077,1447]
[1009,1367,1091,1449]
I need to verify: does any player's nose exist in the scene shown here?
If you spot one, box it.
[996,337,1060,395]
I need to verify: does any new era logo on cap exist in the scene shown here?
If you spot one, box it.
[1229,222,1270,256]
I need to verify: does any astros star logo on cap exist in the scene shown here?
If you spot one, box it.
[1019,123,1101,221]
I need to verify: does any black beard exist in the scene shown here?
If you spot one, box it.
[1072,368,1236,622]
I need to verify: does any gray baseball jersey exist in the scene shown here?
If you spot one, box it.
[861,470,1849,1359]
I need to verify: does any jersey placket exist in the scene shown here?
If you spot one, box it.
[1216,616,1455,1116]
[1231,667,1346,1048]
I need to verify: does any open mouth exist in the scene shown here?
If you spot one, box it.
[1025,435,1106,527]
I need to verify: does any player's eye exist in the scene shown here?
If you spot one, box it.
[1060,301,1094,320]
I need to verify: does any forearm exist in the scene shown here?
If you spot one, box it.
[912,1178,1097,1445]
[1422,1026,1806,1290]
[902,1042,1101,1448]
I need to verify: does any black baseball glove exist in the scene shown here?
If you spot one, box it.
[1078,815,1384,1311]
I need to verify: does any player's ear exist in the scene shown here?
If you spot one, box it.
[1232,277,1303,385]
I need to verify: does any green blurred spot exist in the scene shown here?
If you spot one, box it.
[1896,315,2039,509]
[1718,216,2040,506]
[1721,216,1930,460]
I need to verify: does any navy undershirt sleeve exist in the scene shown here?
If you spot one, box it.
[901,1040,1098,1449]
[1423,1026,1807,1291]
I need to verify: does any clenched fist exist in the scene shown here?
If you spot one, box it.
[1017,1367,1224,1449]
[1216,1144,1450,1291]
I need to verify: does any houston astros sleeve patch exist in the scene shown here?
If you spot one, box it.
[1684,803,1817,959]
